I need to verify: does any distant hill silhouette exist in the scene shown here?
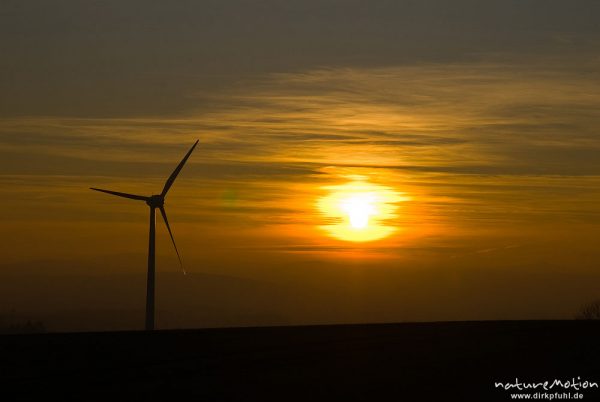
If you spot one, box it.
[4,258,600,332]
[0,267,290,331]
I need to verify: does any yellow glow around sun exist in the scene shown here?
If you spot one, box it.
[317,179,407,242]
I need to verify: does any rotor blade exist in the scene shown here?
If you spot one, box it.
[159,206,186,275]
[161,140,199,197]
[90,188,148,201]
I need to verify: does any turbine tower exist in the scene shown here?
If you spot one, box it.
[91,140,199,330]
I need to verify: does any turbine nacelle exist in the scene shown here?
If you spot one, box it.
[146,195,165,208]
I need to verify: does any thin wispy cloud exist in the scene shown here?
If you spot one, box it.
[2,60,600,236]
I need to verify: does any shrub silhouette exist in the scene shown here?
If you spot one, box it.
[576,300,600,320]
[0,313,46,334]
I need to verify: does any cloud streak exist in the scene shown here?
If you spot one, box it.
[1,59,600,276]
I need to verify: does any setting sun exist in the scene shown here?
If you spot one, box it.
[317,179,407,242]
[341,193,376,229]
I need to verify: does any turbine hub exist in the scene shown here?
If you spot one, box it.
[146,195,164,208]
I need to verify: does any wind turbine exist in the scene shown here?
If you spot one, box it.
[90,140,199,330]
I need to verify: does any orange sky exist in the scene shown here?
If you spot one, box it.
[1,1,600,331]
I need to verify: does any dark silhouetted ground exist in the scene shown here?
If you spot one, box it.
[2,321,600,401]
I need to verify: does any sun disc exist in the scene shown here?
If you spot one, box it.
[317,180,406,242]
